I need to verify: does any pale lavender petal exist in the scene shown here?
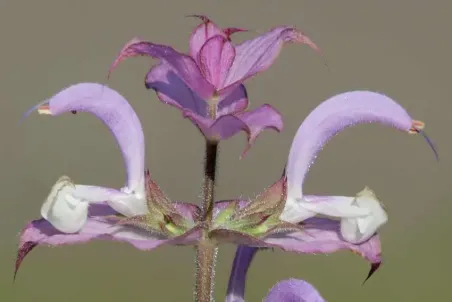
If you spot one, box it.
[146,63,207,117]
[188,15,226,63]
[15,203,201,279]
[264,279,326,302]
[198,35,235,89]
[286,91,420,200]
[217,85,248,116]
[221,26,321,94]
[109,38,215,100]
[34,83,145,195]
[184,104,283,157]
[264,217,382,266]
[226,246,259,302]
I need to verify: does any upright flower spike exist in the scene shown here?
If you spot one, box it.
[15,83,201,279]
[282,90,437,244]
[108,15,321,155]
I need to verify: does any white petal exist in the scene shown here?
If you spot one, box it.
[340,187,388,244]
[41,176,89,234]
[107,187,148,217]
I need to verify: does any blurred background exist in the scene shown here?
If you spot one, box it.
[1,0,450,301]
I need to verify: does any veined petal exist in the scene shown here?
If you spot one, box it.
[145,63,207,117]
[226,245,259,302]
[198,35,235,89]
[15,204,201,279]
[26,83,146,199]
[221,26,321,92]
[264,279,326,302]
[188,15,226,63]
[40,176,147,234]
[184,104,283,157]
[286,91,426,200]
[109,38,215,100]
[264,217,382,266]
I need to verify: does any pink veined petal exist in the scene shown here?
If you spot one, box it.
[188,15,226,63]
[264,217,382,268]
[264,279,326,302]
[183,104,283,157]
[198,35,236,89]
[221,26,321,94]
[15,203,201,279]
[145,63,207,117]
[286,90,420,200]
[226,245,259,302]
[24,83,145,196]
[109,38,215,100]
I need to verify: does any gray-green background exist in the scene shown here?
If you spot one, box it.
[1,1,450,301]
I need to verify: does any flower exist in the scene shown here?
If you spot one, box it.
[225,247,325,302]
[15,83,201,279]
[221,90,436,301]
[108,15,321,156]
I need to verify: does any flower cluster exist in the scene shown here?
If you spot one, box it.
[16,16,436,301]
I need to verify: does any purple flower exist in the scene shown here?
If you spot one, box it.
[108,15,321,156]
[15,83,202,278]
[223,91,436,300]
[225,246,325,302]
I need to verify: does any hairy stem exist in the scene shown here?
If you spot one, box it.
[194,101,219,302]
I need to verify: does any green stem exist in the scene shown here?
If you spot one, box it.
[194,102,219,302]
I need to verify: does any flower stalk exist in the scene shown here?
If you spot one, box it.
[195,102,219,302]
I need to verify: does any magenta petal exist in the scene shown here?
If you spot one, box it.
[31,83,145,194]
[264,217,382,265]
[286,91,417,199]
[264,279,326,302]
[109,38,215,100]
[226,246,259,302]
[221,26,321,92]
[184,104,283,156]
[15,204,201,278]
[188,15,226,63]
[146,63,207,117]
[198,35,235,89]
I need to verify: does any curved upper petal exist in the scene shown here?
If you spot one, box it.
[109,38,216,100]
[15,203,201,279]
[286,90,422,200]
[264,279,326,302]
[27,83,146,197]
[220,26,321,95]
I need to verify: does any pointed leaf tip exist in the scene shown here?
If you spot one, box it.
[14,241,38,282]
[362,262,382,285]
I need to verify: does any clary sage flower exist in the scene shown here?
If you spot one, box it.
[15,16,437,302]
[108,15,320,156]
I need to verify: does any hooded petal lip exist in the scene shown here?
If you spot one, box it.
[24,83,146,198]
[285,90,435,201]
[14,202,201,280]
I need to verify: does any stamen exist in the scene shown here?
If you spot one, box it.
[408,120,439,161]
[37,104,51,115]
